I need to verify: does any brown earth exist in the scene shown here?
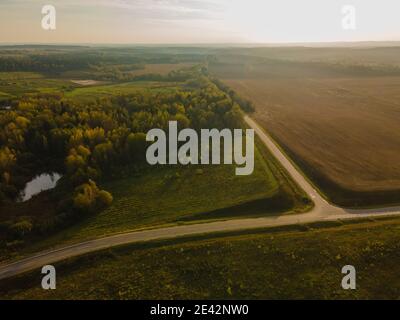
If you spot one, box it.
[210,56,400,206]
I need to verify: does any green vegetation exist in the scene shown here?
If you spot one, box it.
[0,67,246,241]
[0,46,204,74]
[0,49,308,260]
[64,81,176,102]
[0,72,76,99]
[64,144,279,238]
[1,135,310,260]
[3,216,400,300]
[1,45,399,300]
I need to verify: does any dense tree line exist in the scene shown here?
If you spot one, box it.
[0,48,204,73]
[212,78,255,113]
[0,54,96,72]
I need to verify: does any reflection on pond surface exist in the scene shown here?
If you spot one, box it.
[18,173,62,202]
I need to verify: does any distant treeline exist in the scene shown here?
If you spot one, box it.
[0,48,205,73]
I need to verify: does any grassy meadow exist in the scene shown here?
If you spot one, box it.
[64,80,176,102]
[3,216,400,299]
[0,72,76,99]
[0,63,192,103]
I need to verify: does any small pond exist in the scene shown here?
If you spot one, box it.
[18,173,62,202]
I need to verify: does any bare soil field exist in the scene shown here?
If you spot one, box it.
[210,53,400,207]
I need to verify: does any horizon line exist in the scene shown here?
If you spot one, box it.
[1,40,400,48]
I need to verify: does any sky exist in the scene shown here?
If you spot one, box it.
[1,0,400,44]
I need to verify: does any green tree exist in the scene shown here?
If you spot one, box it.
[98,190,113,207]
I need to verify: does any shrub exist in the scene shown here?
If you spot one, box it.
[98,190,113,207]
[73,180,113,213]
[10,220,33,238]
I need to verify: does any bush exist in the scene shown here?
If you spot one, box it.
[73,180,113,213]
[73,192,93,211]
[98,190,113,207]
[10,220,33,238]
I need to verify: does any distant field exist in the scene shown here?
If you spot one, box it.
[213,46,400,71]
[60,63,194,80]
[122,63,194,77]
[0,72,43,80]
[64,81,177,102]
[3,216,400,299]
[0,75,175,103]
[0,63,192,101]
[0,72,75,98]
[70,80,105,86]
[210,50,400,207]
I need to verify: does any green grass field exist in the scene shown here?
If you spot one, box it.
[3,216,400,299]
[0,72,76,98]
[46,142,279,238]
[0,71,178,103]
[0,62,188,103]
[64,81,178,102]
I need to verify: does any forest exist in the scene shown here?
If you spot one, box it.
[0,64,245,242]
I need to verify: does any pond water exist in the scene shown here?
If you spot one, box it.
[18,173,62,202]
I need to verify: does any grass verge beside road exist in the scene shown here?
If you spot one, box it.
[2,216,400,299]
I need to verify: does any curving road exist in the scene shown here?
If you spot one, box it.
[1,115,400,281]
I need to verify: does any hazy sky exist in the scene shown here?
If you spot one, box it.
[1,0,400,44]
